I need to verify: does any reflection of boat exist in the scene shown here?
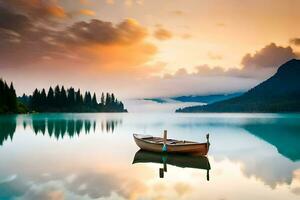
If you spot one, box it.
[132,150,211,180]
[133,131,210,155]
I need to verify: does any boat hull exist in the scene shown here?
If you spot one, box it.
[133,134,209,155]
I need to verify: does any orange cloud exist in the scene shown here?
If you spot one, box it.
[171,10,185,16]
[46,5,66,18]
[0,3,159,78]
[241,43,297,69]
[290,38,300,46]
[79,9,96,16]
[3,0,67,19]
[84,42,157,74]
[154,28,173,41]
[181,33,192,39]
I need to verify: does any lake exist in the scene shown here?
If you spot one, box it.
[0,113,300,200]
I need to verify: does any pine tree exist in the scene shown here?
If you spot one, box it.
[75,89,83,106]
[67,87,75,107]
[60,86,67,108]
[101,92,105,105]
[40,89,47,110]
[31,89,40,111]
[47,87,54,108]
[105,93,111,106]
[3,82,10,112]
[84,91,92,107]
[54,85,60,107]
[92,93,97,106]
[0,79,4,113]
[111,93,115,104]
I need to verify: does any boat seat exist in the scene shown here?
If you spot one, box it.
[169,140,183,144]
[140,135,153,139]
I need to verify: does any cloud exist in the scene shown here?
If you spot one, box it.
[181,33,192,39]
[0,7,32,33]
[290,38,300,46]
[170,10,185,16]
[241,43,297,69]
[154,28,173,41]
[79,9,96,16]
[124,0,144,6]
[106,0,115,5]
[64,18,147,46]
[208,52,223,60]
[216,22,225,27]
[173,182,192,197]
[0,1,157,75]
[0,0,67,20]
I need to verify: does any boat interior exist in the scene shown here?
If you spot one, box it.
[135,134,199,145]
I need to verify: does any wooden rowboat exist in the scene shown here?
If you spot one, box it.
[133,130,210,155]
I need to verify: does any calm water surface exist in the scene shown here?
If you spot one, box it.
[0,113,300,200]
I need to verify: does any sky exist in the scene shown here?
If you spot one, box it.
[0,0,300,99]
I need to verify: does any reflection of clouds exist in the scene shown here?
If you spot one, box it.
[64,171,119,199]
[292,188,300,195]
[0,176,28,199]
[173,182,192,197]
[212,130,300,189]
[239,155,297,189]
[0,166,151,200]
[18,186,65,200]
[291,170,300,195]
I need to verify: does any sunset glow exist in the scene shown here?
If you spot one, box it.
[0,0,299,98]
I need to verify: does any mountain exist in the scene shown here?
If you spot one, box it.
[143,98,168,103]
[171,93,243,104]
[176,59,300,113]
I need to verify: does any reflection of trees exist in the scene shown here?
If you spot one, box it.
[0,116,17,146]
[100,120,122,133]
[32,119,96,139]
[31,118,122,139]
[0,115,122,145]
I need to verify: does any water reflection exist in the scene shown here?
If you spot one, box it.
[243,118,300,161]
[0,115,16,146]
[133,150,211,180]
[32,119,96,139]
[0,114,122,145]
[0,113,300,200]
[100,119,122,133]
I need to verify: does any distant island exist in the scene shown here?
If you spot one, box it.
[0,80,127,114]
[172,93,243,104]
[143,98,168,103]
[144,93,242,104]
[176,59,300,113]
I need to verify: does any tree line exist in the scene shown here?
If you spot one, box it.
[0,79,26,113]
[20,85,127,112]
[1,78,127,114]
